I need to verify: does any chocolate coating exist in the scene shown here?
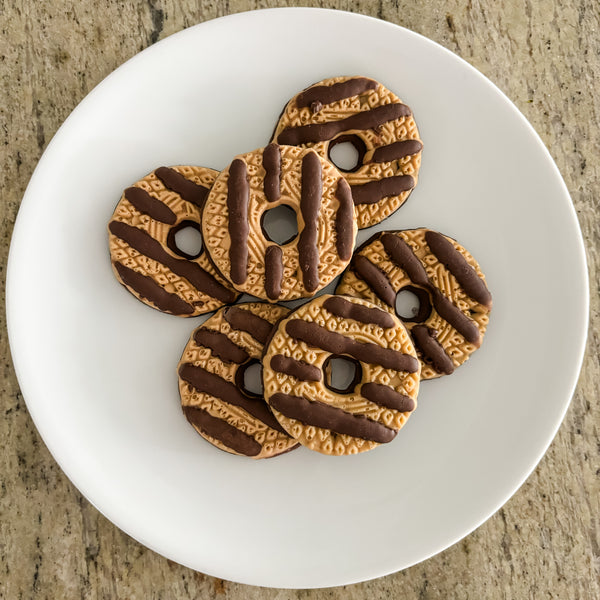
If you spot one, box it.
[285,319,419,373]
[296,77,378,108]
[155,166,209,207]
[183,406,261,457]
[323,296,395,329]
[114,262,193,315]
[124,186,176,224]
[298,151,322,293]
[227,159,250,285]
[269,393,397,444]
[277,104,411,146]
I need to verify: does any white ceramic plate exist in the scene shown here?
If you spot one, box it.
[7,8,588,589]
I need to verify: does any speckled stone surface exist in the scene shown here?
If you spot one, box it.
[1,1,598,598]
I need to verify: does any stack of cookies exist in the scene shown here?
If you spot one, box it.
[107,76,492,458]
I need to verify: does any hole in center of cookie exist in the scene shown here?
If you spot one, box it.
[238,359,263,397]
[261,204,299,245]
[167,220,203,259]
[395,285,432,323]
[323,355,363,395]
[327,134,367,173]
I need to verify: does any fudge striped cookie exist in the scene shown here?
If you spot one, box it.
[272,76,422,229]
[108,166,239,316]
[201,145,357,301]
[178,302,299,459]
[262,294,420,456]
[336,229,492,379]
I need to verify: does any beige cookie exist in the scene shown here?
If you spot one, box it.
[262,294,420,456]
[178,302,298,459]
[201,144,357,301]
[336,229,492,379]
[272,76,422,229]
[108,166,239,316]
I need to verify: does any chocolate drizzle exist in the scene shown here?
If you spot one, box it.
[371,140,423,163]
[334,177,355,261]
[380,232,481,345]
[269,393,397,444]
[262,143,281,203]
[323,296,395,329]
[154,167,210,207]
[264,245,283,300]
[285,319,419,373]
[193,328,249,364]
[179,363,285,433]
[114,262,194,315]
[411,325,455,375]
[381,233,429,286]
[350,175,415,206]
[270,354,322,382]
[227,159,250,285]
[109,221,237,304]
[223,306,273,345]
[183,405,261,456]
[429,289,481,345]
[296,77,378,108]
[124,186,176,224]
[352,255,396,307]
[425,230,492,309]
[361,383,416,412]
[277,103,412,145]
[298,152,322,293]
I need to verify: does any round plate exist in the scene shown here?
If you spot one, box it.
[6,8,588,589]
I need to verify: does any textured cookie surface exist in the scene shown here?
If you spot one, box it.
[108,166,239,316]
[336,229,492,379]
[272,76,422,229]
[201,145,357,301]
[262,294,420,456]
[178,302,298,459]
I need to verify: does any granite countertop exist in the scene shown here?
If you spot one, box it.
[1,2,598,598]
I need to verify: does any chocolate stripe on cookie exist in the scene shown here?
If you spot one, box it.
[124,187,177,225]
[109,221,237,303]
[361,382,416,412]
[263,143,281,203]
[183,406,261,457]
[227,158,250,285]
[380,233,429,286]
[277,103,412,145]
[425,230,492,309]
[295,77,378,108]
[223,306,273,345]
[381,232,481,345]
[264,245,283,300]
[411,325,455,375]
[334,178,355,261]
[371,140,423,163]
[179,363,286,433]
[298,151,322,293]
[154,167,210,208]
[285,319,419,373]
[269,393,397,444]
[193,329,249,364]
[352,255,396,307]
[430,289,481,345]
[114,262,194,314]
[270,354,322,382]
[350,175,414,206]
[323,296,395,329]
